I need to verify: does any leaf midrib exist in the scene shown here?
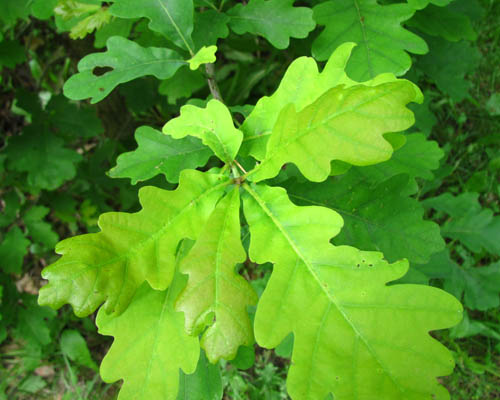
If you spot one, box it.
[155,0,193,54]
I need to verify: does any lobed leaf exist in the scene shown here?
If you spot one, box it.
[187,45,217,70]
[39,170,230,317]
[176,188,257,363]
[97,273,199,400]
[227,0,315,49]
[108,126,213,184]
[423,193,500,255]
[284,172,444,264]
[192,10,229,49]
[354,133,444,193]
[416,35,481,102]
[0,227,30,274]
[243,183,462,400]
[109,0,195,52]
[407,4,477,42]
[312,0,428,81]
[249,81,419,183]
[239,43,422,160]
[68,7,111,40]
[417,250,500,311]
[6,125,82,190]
[163,100,243,164]
[63,36,186,104]
[24,206,59,250]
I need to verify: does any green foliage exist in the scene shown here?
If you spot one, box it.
[6,125,82,190]
[63,37,186,103]
[1,0,498,399]
[96,277,199,400]
[417,251,500,311]
[60,329,98,371]
[109,0,195,51]
[416,36,481,102]
[408,3,477,41]
[0,227,30,274]
[227,0,316,49]
[406,0,453,10]
[249,80,419,182]
[39,170,230,316]
[109,126,213,184]
[284,171,444,264]
[312,0,428,80]
[163,100,243,164]
[424,193,500,256]
[187,45,217,70]
[39,33,463,398]
[176,188,257,363]
[243,184,460,399]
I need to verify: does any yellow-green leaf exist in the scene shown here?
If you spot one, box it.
[97,269,199,400]
[163,100,243,164]
[39,170,230,317]
[243,183,462,400]
[187,45,217,70]
[250,81,419,182]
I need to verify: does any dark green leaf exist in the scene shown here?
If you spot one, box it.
[227,0,315,49]
[312,0,427,80]
[110,0,195,52]
[108,126,213,184]
[0,227,30,274]
[63,37,186,104]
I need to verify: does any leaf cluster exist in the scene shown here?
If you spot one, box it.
[0,0,498,399]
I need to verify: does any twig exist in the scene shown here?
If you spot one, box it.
[205,63,223,103]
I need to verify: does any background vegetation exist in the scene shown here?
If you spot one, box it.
[0,0,499,398]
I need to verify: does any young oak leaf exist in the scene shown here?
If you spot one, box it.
[187,45,217,71]
[63,36,186,104]
[38,170,230,317]
[242,183,462,400]
[96,272,199,400]
[312,0,428,81]
[108,126,213,184]
[249,81,419,183]
[176,188,257,363]
[163,100,243,164]
[227,0,315,49]
[239,42,422,161]
[109,0,195,52]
